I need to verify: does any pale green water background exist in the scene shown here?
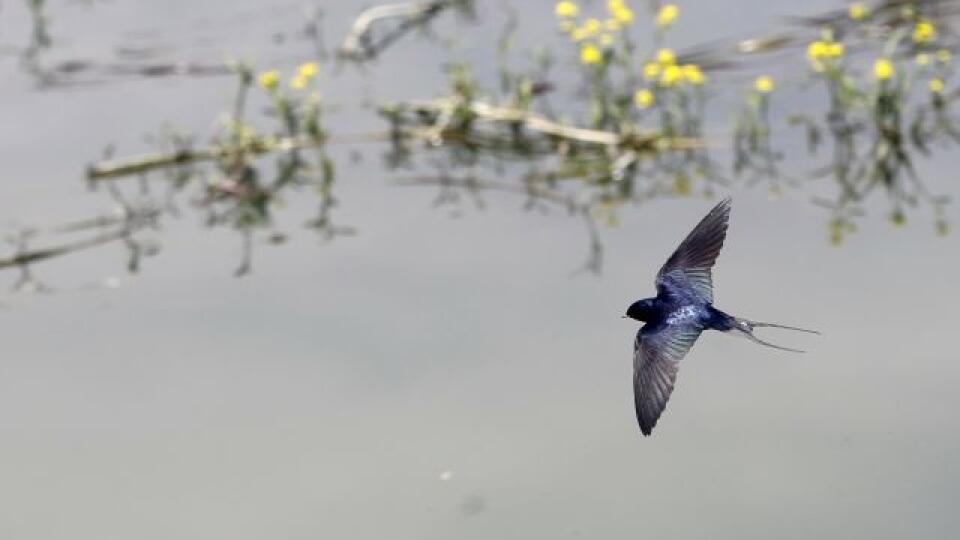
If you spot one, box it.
[0,1,958,538]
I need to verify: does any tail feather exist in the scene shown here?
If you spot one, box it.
[747,320,820,335]
[731,317,819,354]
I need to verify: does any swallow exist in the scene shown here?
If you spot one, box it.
[624,197,818,436]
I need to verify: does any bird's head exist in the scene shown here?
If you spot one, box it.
[624,298,655,322]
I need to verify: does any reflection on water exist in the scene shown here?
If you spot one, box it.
[6,0,957,284]
[0,1,959,539]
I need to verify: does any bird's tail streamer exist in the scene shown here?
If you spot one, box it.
[731,317,820,353]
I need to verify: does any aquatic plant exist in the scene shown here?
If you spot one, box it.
[3,0,958,288]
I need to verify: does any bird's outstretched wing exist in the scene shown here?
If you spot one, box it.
[655,197,732,304]
[634,321,703,436]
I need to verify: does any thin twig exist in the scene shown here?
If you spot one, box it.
[0,229,128,270]
[339,0,464,61]
[394,98,699,150]
[89,97,697,182]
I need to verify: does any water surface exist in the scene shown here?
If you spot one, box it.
[0,1,958,539]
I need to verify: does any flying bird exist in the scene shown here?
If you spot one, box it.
[625,197,818,436]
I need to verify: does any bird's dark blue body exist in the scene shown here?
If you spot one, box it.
[626,296,734,333]
[623,197,817,436]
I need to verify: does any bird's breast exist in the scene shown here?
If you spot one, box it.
[664,304,704,326]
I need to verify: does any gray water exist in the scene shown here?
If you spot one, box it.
[1,1,959,539]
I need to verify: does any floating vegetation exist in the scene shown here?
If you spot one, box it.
[781,6,957,243]
[2,0,958,287]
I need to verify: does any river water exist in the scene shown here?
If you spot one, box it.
[0,1,958,539]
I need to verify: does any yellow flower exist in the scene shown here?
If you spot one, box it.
[580,44,602,65]
[583,18,601,36]
[642,62,661,80]
[848,2,867,20]
[656,4,679,28]
[660,64,683,86]
[929,78,945,94]
[571,27,589,41]
[825,42,844,59]
[807,40,829,61]
[634,88,655,109]
[298,62,319,79]
[913,21,936,43]
[874,58,894,81]
[754,75,774,93]
[258,70,279,91]
[555,1,579,18]
[916,53,931,66]
[937,49,952,63]
[280,62,319,90]
[613,6,634,24]
[290,74,308,90]
[600,33,614,47]
[682,64,705,85]
[807,39,843,69]
[559,20,576,33]
[656,48,676,66]
[604,18,621,31]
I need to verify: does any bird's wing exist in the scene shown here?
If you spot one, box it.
[633,321,703,436]
[655,197,732,304]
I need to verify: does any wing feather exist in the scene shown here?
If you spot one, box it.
[633,322,703,436]
[655,198,732,304]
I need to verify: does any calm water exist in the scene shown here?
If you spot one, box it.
[0,1,958,539]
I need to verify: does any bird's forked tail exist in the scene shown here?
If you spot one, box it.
[730,317,820,353]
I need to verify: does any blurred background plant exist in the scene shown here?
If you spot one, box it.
[2,0,959,287]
